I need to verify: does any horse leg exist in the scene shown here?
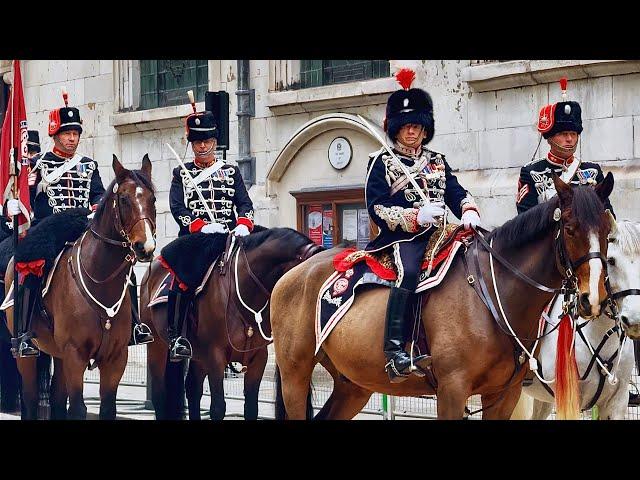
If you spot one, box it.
[436,378,471,420]
[509,392,534,420]
[16,357,39,420]
[147,314,169,420]
[185,360,207,420]
[314,356,372,420]
[98,351,128,420]
[480,384,525,420]
[531,398,553,420]
[596,382,630,420]
[50,357,68,420]
[243,349,267,421]
[206,349,227,421]
[62,346,88,420]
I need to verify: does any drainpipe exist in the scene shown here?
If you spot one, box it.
[236,60,255,187]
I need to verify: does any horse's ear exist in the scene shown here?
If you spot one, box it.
[606,210,618,239]
[141,154,152,178]
[595,171,614,202]
[552,173,573,210]
[112,154,127,182]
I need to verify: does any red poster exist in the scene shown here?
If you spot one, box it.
[307,204,323,246]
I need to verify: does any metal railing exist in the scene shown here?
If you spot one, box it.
[85,344,640,420]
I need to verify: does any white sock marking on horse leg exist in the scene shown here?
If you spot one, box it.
[589,232,602,312]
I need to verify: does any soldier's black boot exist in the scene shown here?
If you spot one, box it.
[383,287,430,383]
[11,277,41,359]
[167,290,192,362]
[128,281,153,346]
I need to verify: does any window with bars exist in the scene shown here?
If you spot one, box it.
[298,60,390,89]
[139,60,208,110]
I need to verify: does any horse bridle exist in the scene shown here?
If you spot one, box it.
[468,207,608,343]
[82,184,156,284]
[89,185,156,249]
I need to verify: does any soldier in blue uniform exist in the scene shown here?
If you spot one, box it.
[365,69,482,383]
[165,104,254,360]
[516,78,615,216]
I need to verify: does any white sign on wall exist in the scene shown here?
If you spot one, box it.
[328,137,352,170]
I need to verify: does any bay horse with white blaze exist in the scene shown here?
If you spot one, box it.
[3,155,157,420]
[271,174,614,420]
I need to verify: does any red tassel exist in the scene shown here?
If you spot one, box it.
[395,68,416,90]
[555,313,580,419]
[559,77,568,92]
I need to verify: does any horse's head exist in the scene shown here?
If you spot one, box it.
[111,154,157,262]
[553,173,614,318]
[605,215,640,339]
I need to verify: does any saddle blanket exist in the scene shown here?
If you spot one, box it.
[148,257,220,307]
[315,225,470,354]
[0,244,70,311]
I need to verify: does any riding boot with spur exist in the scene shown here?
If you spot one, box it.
[11,276,41,358]
[127,279,154,346]
[167,289,192,361]
[383,287,430,383]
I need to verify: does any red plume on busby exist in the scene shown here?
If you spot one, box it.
[395,68,416,91]
[559,77,568,100]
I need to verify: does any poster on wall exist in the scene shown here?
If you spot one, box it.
[357,209,370,249]
[322,209,333,248]
[342,209,358,243]
[307,205,323,246]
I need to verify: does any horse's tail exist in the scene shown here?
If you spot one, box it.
[164,358,186,420]
[554,314,580,419]
[274,363,314,420]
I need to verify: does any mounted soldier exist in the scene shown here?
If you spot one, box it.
[365,68,482,383]
[516,78,615,216]
[163,90,254,361]
[6,90,153,357]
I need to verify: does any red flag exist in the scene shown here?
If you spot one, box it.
[0,60,31,235]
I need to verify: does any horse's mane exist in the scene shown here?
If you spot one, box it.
[615,220,640,256]
[489,185,607,249]
[242,226,313,252]
[92,169,155,225]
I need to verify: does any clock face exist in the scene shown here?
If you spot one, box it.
[328,137,352,170]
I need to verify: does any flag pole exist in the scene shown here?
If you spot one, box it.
[9,60,20,342]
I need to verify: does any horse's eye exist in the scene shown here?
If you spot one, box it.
[608,257,616,266]
[565,225,576,237]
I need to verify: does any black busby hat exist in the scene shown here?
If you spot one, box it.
[384,68,435,145]
[537,78,583,139]
[27,130,41,153]
[48,88,83,136]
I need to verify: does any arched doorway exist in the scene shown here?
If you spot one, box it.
[266,113,384,247]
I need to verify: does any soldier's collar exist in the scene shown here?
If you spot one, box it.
[393,142,422,158]
[52,146,75,159]
[194,156,217,169]
[547,151,575,168]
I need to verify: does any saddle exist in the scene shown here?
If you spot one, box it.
[316,224,473,359]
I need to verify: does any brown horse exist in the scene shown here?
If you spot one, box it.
[271,174,614,420]
[141,227,322,420]
[4,155,156,420]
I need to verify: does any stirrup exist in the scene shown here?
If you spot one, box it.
[384,359,410,383]
[14,335,40,358]
[132,323,154,345]
[169,336,192,361]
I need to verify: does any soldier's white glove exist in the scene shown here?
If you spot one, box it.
[233,224,250,237]
[201,222,226,234]
[417,202,445,226]
[461,209,481,230]
[6,199,21,216]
